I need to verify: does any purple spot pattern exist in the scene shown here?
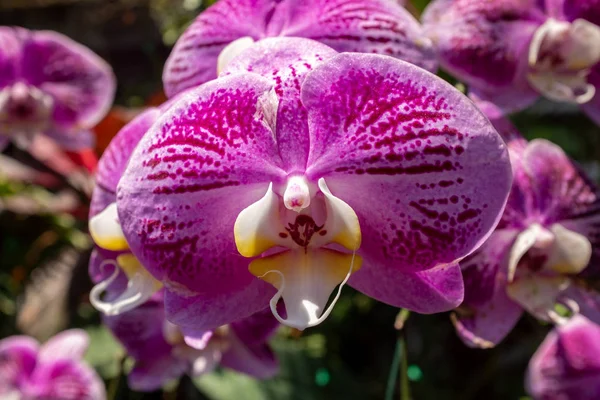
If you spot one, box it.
[303,54,511,271]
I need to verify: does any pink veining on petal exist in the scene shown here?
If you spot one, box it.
[118,73,285,296]
[304,53,512,275]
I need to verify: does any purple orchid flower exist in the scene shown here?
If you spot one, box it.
[422,0,600,123]
[163,0,437,97]
[103,294,278,391]
[0,27,115,151]
[91,37,513,331]
[89,250,278,392]
[527,315,600,400]
[0,329,105,400]
[453,105,600,348]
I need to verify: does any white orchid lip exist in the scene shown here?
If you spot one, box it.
[89,203,162,315]
[505,222,592,321]
[528,18,600,104]
[234,177,362,330]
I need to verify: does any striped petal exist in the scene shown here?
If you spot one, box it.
[301,53,512,308]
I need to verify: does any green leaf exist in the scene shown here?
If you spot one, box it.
[84,325,125,379]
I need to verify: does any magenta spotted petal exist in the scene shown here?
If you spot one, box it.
[223,37,338,172]
[527,315,600,400]
[163,0,437,97]
[118,73,285,297]
[302,54,512,304]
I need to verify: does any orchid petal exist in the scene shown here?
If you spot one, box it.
[221,329,278,379]
[38,329,88,363]
[302,53,512,289]
[164,0,437,97]
[350,262,464,313]
[95,107,161,197]
[22,30,115,130]
[521,140,600,257]
[128,355,188,392]
[468,85,540,116]
[452,291,523,348]
[527,315,600,400]
[277,0,438,72]
[544,223,592,274]
[165,280,275,333]
[249,248,361,330]
[230,308,280,347]
[0,27,22,90]
[563,0,600,26]
[89,202,128,252]
[103,296,169,361]
[461,229,520,307]
[103,293,189,392]
[507,275,571,322]
[422,0,543,97]
[0,336,39,391]
[118,73,285,301]
[42,128,95,151]
[224,37,338,171]
[30,360,105,400]
[163,0,276,96]
[559,283,600,325]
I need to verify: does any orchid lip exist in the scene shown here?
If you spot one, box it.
[528,18,600,104]
[89,203,162,315]
[234,177,362,329]
[505,222,592,322]
[89,256,163,316]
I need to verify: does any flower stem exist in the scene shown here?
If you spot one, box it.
[385,337,402,400]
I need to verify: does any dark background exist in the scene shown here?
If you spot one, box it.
[1,1,599,399]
